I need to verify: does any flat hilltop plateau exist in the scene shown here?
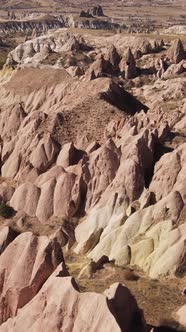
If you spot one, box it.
[0,1,186,332]
[0,0,185,29]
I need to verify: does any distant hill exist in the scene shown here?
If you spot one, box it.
[1,0,185,10]
[0,0,185,29]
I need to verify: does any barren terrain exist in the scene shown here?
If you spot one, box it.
[0,0,186,331]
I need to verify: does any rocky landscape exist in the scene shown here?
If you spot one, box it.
[0,0,186,331]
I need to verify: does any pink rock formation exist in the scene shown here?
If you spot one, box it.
[35,165,65,187]
[57,142,85,168]
[125,48,138,79]
[67,66,84,77]
[0,266,146,332]
[83,139,121,211]
[30,136,59,173]
[167,39,185,64]
[149,143,186,204]
[0,226,19,254]
[75,121,158,254]
[53,171,82,218]
[10,183,41,217]
[1,95,184,278]
[120,48,137,79]
[104,45,121,71]
[36,178,56,223]
[0,28,186,282]
[0,232,64,324]
[162,60,186,79]
[85,54,110,80]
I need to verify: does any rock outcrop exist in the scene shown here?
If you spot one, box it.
[85,54,110,80]
[0,72,185,278]
[10,183,41,217]
[73,110,186,278]
[0,266,146,332]
[120,48,138,79]
[91,5,104,17]
[167,39,185,64]
[104,45,121,71]
[0,232,64,324]
[57,143,85,168]
[6,32,90,67]
[0,18,64,35]
[0,226,20,254]
[162,60,186,79]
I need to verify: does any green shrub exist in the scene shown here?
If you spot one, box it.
[0,202,14,219]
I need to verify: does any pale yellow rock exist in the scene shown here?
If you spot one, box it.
[144,224,186,278]
[146,220,173,249]
[130,238,154,268]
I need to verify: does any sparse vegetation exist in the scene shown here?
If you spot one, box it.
[0,48,9,69]
[0,38,17,69]
[175,255,186,277]
[0,202,14,218]
[64,251,186,327]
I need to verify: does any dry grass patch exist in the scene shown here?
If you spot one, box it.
[64,250,186,329]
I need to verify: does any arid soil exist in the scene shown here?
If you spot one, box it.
[65,251,185,328]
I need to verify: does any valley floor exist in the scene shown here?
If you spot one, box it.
[65,251,186,329]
